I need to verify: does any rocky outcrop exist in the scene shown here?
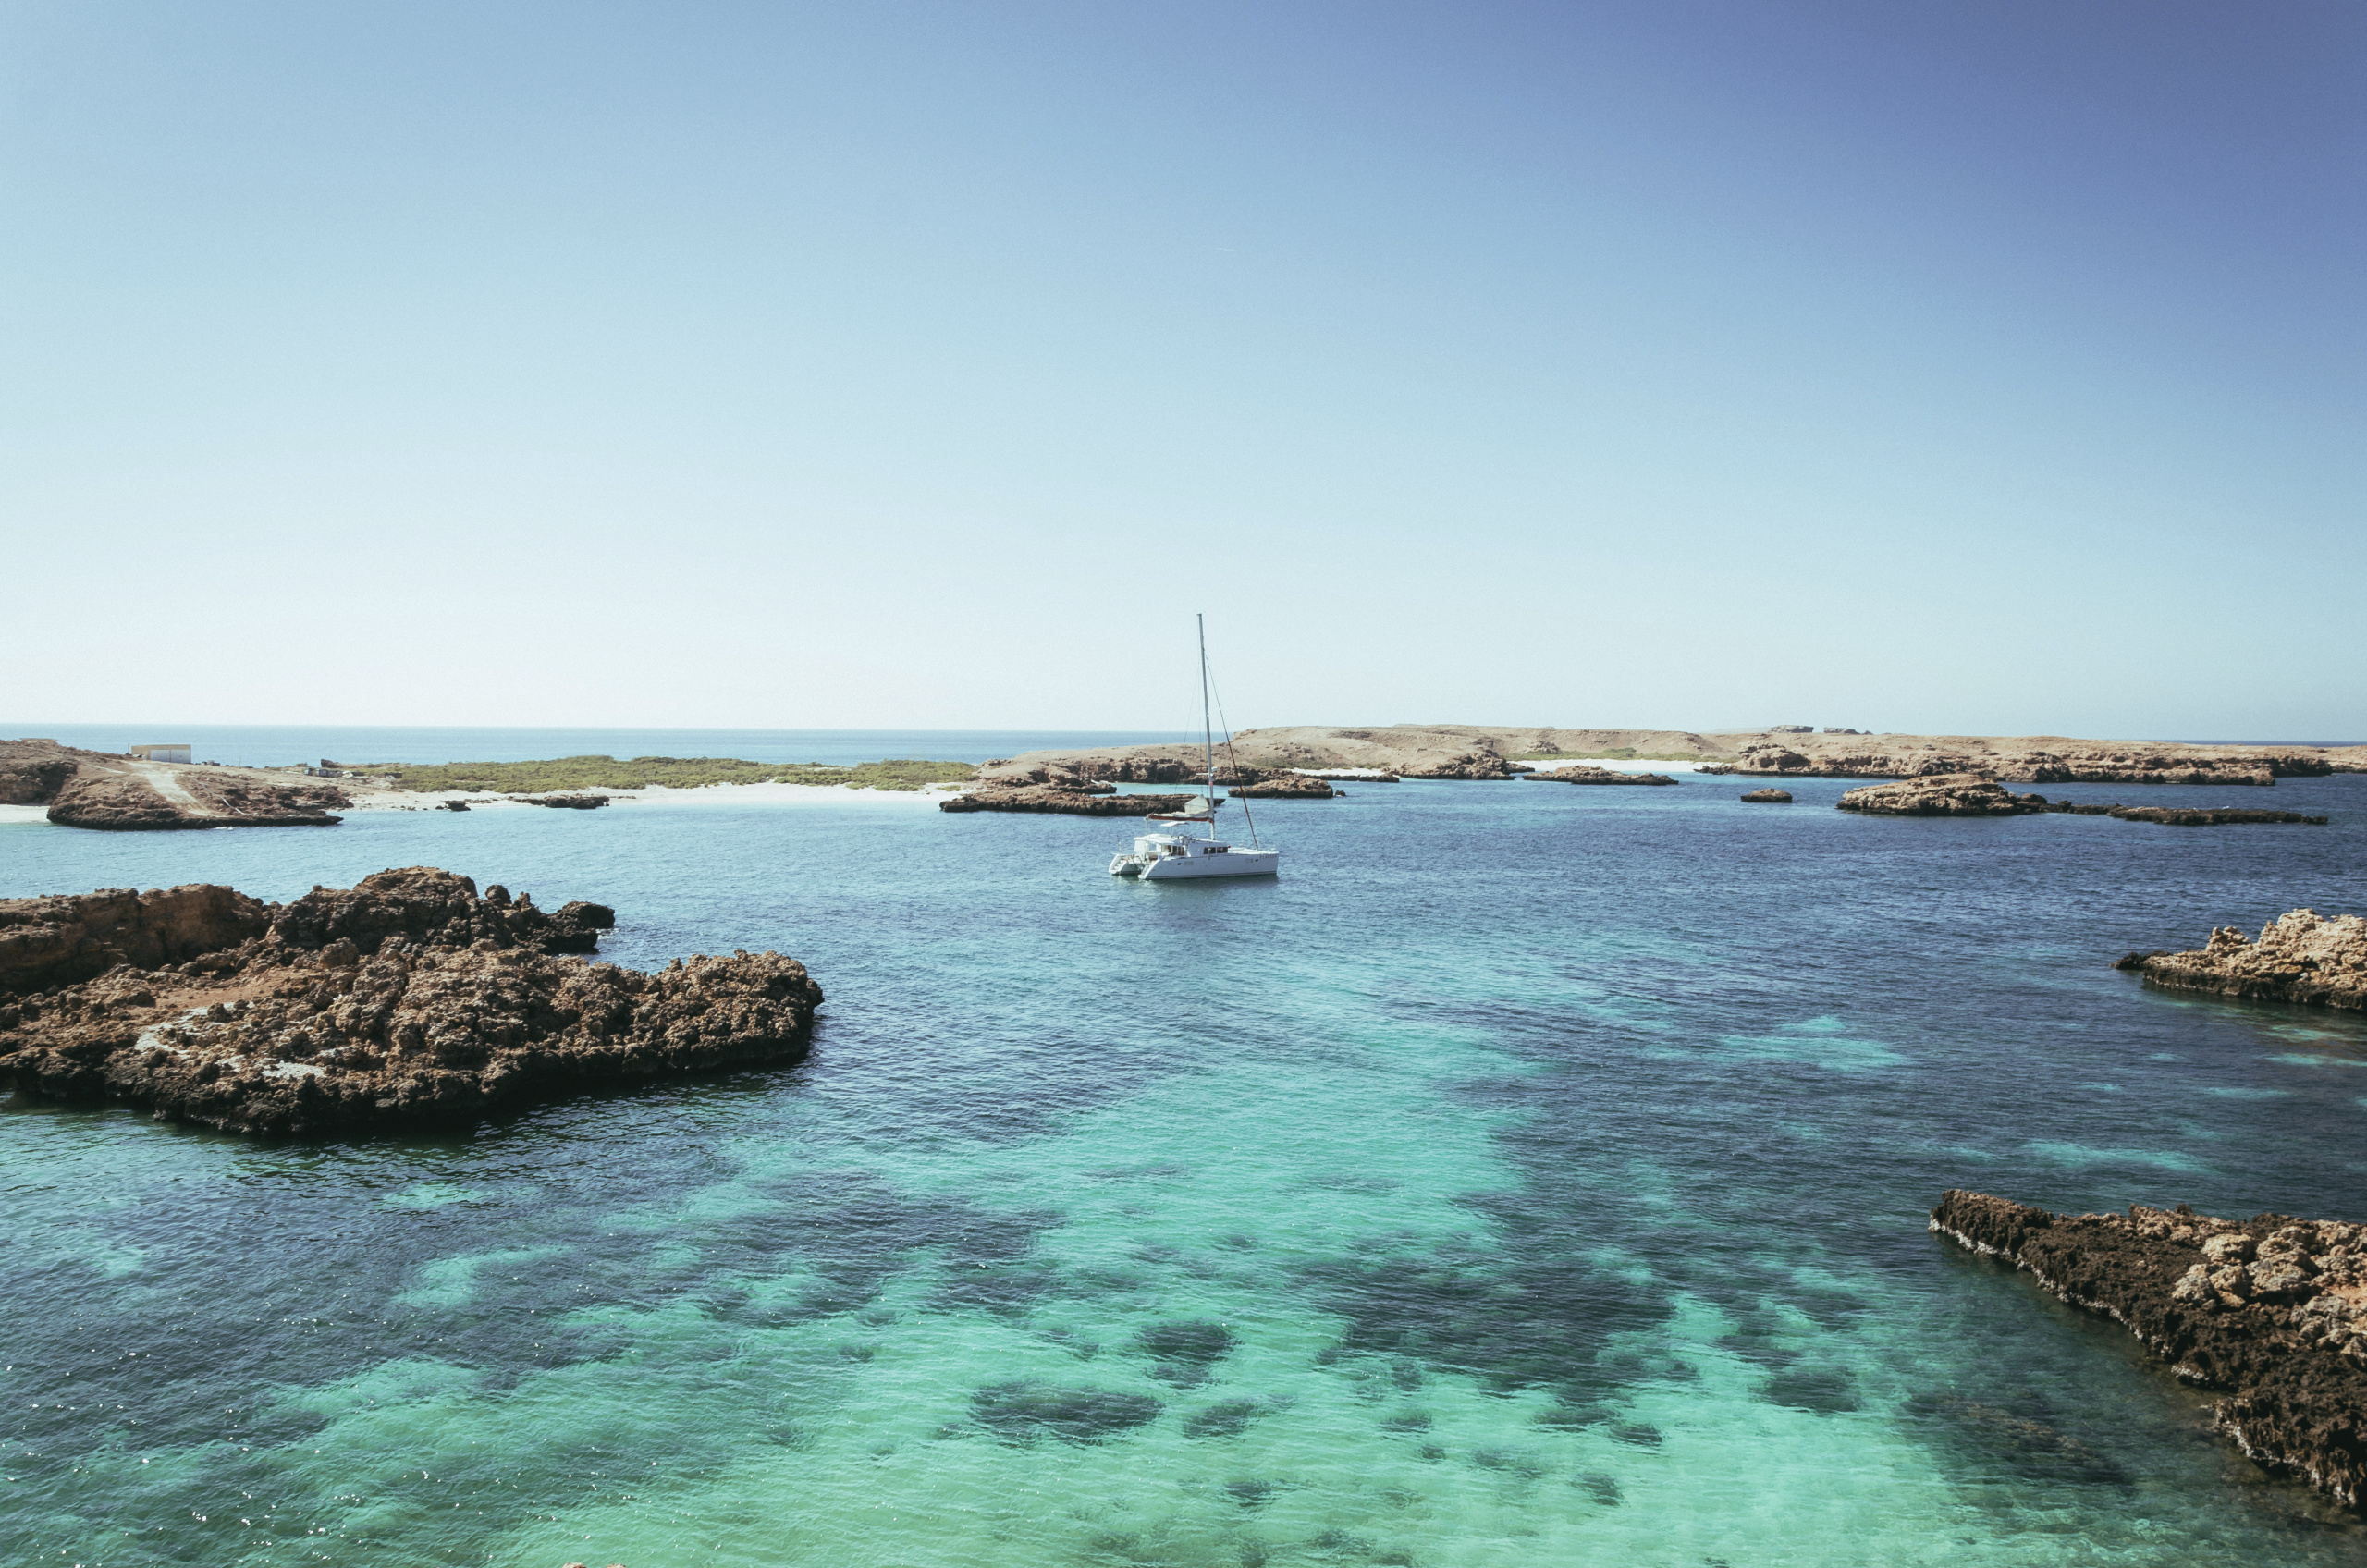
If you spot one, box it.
[1740,789,1793,803]
[1837,778,2330,826]
[1835,774,2046,816]
[0,757,74,804]
[1521,767,1677,786]
[0,885,272,997]
[45,773,348,830]
[2092,807,2324,827]
[522,793,610,809]
[265,867,615,957]
[2117,911,2366,1011]
[940,785,1198,816]
[1931,1190,2367,1513]
[1229,776,1337,799]
[1399,752,1528,780]
[1708,741,2323,786]
[0,868,813,1134]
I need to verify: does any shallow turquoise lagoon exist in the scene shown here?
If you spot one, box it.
[6,772,2367,1566]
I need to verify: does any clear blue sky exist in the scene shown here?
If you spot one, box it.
[6,2,2360,739]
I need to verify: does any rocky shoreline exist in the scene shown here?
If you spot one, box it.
[2116,910,2367,1011]
[1932,1190,2367,1513]
[0,868,821,1133]
[978,726,2366,788]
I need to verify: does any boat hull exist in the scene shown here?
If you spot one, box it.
[1140,850,1280,880]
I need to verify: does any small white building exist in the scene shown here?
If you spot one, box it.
[128,743,192,764]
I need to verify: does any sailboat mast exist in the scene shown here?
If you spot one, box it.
[1198,613,1215,815]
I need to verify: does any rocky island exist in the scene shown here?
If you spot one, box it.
[1835,775,2329,825]
[1229,775,1338,799]
[1932,1190,2367,1513]
[0,868,822,1133]
[1522,766,1678,786]
[2116,910,2367,1012]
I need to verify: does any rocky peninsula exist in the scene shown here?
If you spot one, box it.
[1932,1190,2367,1513]
[0,868,821,1133]
[2116,911,2367,1012]
[5,739,350,828]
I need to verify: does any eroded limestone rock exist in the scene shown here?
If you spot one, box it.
[1932,1189,2367,1513]
[2117,911,2367,1012]
[0,868,814,1134]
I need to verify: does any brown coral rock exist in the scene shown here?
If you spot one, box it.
[1521,767,1678,787]
[1228,775,1338,799]
[0,884,271,996]
[1931,1189,2367,1513]
[0,868,817,1134]
[2124,911,2367,1011]
[1834,774,2045,816]
[45,772,346,829]
[0,756,74,804]
[939,786,1196,815]
[1398,751,1527,780]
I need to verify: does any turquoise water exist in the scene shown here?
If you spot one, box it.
[6,768,2367,1566]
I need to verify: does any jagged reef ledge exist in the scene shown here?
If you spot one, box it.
[0,868,821,1134]
[1932,1190,2367,1513]
[2117,911,2367,1011]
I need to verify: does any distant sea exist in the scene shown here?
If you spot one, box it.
[0,725,1199,769]
[5,746,2367,1565]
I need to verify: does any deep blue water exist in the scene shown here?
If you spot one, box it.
[6,763,2367,1566]
[0,726,1196,770]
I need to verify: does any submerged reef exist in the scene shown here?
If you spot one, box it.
[2116,910,2367,1011]
[1932,1190,2367,1513]
[0,867,819,1134]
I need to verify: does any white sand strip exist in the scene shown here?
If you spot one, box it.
[0,803,51,826]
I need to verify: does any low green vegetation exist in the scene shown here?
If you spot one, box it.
[370,754,977,794]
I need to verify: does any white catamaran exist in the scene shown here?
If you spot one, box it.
[1108,616,1281,881]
